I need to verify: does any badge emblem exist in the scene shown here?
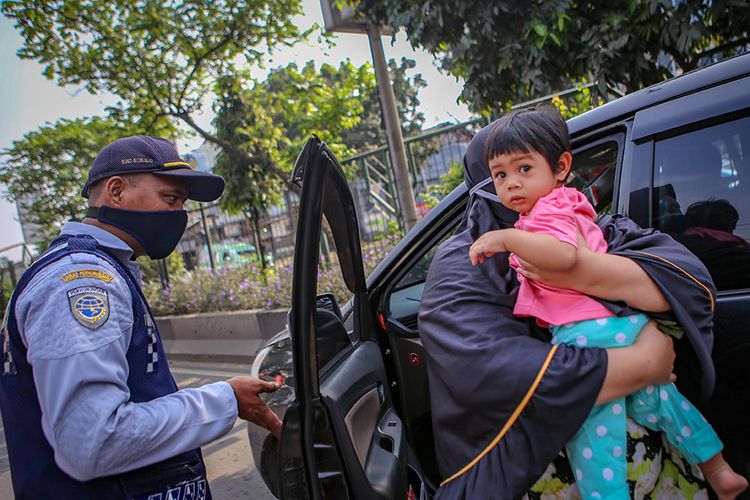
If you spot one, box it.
[67,286,109,329]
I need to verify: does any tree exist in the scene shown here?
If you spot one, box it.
[2,0,311,179]
[345,57,426,151]
[354,0,750,112]
[212,59,388,266]
[0,116,166,244]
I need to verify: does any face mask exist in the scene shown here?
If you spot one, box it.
[86,206,188,260]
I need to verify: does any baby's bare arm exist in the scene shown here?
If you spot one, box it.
[470,228,577,271]
[516,245,670,313]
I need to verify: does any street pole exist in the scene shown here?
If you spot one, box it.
[367,25,419,232]
[199,203,216,271]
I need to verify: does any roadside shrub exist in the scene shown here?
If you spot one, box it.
[144,233,399,316]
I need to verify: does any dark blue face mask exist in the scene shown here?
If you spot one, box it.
[86,206,188,260]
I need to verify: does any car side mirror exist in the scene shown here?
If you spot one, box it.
[316,292,342,320]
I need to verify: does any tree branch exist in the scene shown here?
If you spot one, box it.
[173,111,287,180]
[663,46,694,73]
[696,36,750,60]
[175,20,241,109]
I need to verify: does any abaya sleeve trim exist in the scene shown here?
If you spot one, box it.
[634,251,715,312]
[440,344,560,486]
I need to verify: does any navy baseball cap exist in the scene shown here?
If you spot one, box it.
[82,136,225,202]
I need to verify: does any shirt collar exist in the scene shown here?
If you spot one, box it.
[60,222,134,263]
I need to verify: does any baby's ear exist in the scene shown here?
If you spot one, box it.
[555,152,573,182]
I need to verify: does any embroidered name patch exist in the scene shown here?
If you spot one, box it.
[60,269,114,283]
[67,287,110,330]
[121,157,154,165]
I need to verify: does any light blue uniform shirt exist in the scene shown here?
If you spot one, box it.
[14,222,238,482]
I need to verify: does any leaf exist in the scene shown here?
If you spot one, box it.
[533,22,548,37]
[4,0,311,198]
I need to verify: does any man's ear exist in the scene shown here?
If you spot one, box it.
[555,152,573,183]
[100,176,126,206]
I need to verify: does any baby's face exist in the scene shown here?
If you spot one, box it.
[488,150,565,214]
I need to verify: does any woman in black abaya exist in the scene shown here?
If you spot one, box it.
[419,120,714,499]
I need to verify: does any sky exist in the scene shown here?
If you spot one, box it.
[0,0,474,259]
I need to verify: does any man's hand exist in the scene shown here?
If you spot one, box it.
[469,230,510,265]
[227,376,283,438]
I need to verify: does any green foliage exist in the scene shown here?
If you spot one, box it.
[143,238,394,315]
[212,60,375,215]
[143,264,294,316]
[345,57,427,151]
[2,0,311,172]
[0,116,160,244]
[354,0,750,112]
[1,266,15,312]
[139,251,186,287]
[423,160,464,209]
[212,58,427,214]
[3,1,428,230]
[550,84,605,120]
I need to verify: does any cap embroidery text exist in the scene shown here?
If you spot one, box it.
[121,157,154,165]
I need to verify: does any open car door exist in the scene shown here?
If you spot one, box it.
[277,136,412,500]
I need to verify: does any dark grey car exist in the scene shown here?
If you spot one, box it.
[249,52,750,499]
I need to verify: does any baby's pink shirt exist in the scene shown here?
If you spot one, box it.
[510,186,613,326]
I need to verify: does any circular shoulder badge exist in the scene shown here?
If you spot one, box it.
[67,286,110,330]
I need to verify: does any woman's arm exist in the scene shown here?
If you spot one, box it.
[517,245,670,312]
[596,321,677,404]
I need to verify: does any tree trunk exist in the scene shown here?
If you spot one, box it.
[250,206,267,272]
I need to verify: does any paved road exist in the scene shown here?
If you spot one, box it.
[0,360,277,499]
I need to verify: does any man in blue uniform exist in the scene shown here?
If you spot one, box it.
[0,136,283,499]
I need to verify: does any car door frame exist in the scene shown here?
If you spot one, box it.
[277,136,410,500]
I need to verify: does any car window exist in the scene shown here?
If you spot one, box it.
[638,115,750,291]
[314,222,355,373]
[391,245,441,293]
[387,231,453,332]
[569,139,619,215]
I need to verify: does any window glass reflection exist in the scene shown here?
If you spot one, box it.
[653,116,750,290]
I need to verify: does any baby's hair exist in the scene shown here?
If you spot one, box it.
[485,105,571,177]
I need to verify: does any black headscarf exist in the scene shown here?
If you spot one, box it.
[418,120,716,499]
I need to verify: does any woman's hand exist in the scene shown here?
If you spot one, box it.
[631,322,677,386]
[596,321,676,404]
[515,251,589,290]
[515,230,589,288]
